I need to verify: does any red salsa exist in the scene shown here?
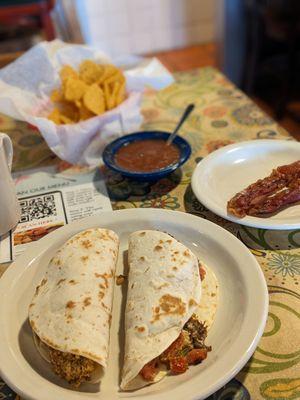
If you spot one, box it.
[114,139,180,172]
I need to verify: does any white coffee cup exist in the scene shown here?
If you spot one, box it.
[0,133,20,236]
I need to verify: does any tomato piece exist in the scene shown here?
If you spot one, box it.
[140,358,159,381]
[186,349,208,365]
[170,357,188,374]
[161,333,184,361]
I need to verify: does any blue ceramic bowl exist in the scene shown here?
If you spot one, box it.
[102,131,191,180]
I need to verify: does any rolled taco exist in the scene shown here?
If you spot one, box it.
[28,228,119,387]
[121,230,218,390]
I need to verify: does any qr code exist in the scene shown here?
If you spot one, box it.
[19,195,57,222]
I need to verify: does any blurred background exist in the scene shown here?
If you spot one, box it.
[0,0,299,140]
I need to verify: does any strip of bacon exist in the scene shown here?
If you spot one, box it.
[227,161,300,217]
[248,179,300,215]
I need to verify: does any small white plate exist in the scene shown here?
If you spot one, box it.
[0,209,268,400]
[192,140,300,230]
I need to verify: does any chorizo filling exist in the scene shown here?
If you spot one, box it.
[47,346,97,387]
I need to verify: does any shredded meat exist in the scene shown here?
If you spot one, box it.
[48,346,97,387]
[139,314,211,381]
[227,160,300,217]
[184,315,211,351]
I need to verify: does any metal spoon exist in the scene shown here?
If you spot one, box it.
[166,103,195,146]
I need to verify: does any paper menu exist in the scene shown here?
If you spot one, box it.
[0,167,112,263]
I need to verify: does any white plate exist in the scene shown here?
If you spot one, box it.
[0,209,268,400]
[192,140,300,230]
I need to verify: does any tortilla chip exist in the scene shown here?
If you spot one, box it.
[83,83,105,115]
[59,102,79,123]
[64,77,88,102]
[97,65,119,84]
[109,81,120,109]
[79,60,103,85]
[75,99,81,108]
[50,89,63,103]
[60,65,78,82]
[59,114,73,125]
[48,108,61,124]
[79,103,95,121]
[103,82,114,110]
[115,81,126,106]
[103,70,125,85]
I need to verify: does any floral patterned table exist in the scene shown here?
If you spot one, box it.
[0,67,299,400]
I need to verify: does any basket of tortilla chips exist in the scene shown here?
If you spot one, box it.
[48,61,127,125]
[0,40,173,165]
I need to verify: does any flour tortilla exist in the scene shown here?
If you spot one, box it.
[195,261,218,330]
[121,230,219,390]
[28,228,119,382]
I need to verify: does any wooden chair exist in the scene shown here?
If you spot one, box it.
[0,0,55,41]
[243,0,300,119]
